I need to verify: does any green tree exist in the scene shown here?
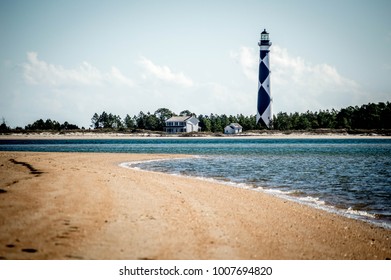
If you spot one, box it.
[112,115,123,129]
[145,113,159,130]
[136,111,146,129]
[297,114,311,130]
[336,107,353,129]
[380,102,391,128]
[25,119,45,130]
[106,113,115,128]
[154,108,174,130]
[273,112,292,130]
[210,114,223,132]
[124,114,135,130]
[179,110,194,116]
[317,110,336,128]
[99,111,108,128]
[0,118,10,133]
[220,114,230,129]
[91,113,100,129]
[198,115,211,132]
[228,115,238,124]
[60,121,79,130]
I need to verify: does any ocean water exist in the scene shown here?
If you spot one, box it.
[1,138,391,228]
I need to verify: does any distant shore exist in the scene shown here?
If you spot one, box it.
[1,151,390,259]
[0,128,390,140]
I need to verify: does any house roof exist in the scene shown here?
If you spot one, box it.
[227,123,242,129]
[166,116,199,124]
[166,116,191,122]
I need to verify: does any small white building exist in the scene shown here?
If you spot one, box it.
[164,116,200,134]
[224,123,243,134]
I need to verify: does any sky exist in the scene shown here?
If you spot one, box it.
[0,0,390,128]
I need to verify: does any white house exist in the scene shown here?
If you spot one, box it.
[224,123,243,134]
[164,116,200,134]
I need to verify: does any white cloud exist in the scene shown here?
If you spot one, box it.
[229,46,257,81]
[110,66,134,87]
[23,52,134,87]
[230,45,366,113]
[138,56,194,87]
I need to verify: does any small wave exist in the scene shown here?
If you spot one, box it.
[119,155,201,170]
[346,207,377,219]
[299,196,326,206]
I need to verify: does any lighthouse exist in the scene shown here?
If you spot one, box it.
[257,29,272,128]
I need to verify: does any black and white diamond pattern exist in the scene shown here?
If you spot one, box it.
[257,50,272,127]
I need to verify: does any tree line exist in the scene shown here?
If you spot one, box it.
[89,101,391,132]
[0,118,80,133]
[24,119,80,131]
[272,102,391,130]
[1,101,390,133]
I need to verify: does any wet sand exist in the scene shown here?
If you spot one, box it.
[0,151,390,259]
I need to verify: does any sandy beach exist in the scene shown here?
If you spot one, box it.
[0,151,390,260]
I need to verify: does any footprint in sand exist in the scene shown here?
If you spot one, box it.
[9,159,44,176]
[55,220,80,240]
[2,245,39,254]
[21,248,38,253]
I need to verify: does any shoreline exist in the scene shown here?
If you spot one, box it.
[1,151,390,259]
[121,160,391,231]
[0,131,390,140]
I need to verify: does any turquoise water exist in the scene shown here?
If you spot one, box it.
[1,138,390,228]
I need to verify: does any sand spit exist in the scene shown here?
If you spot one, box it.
[0,152,390,260]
